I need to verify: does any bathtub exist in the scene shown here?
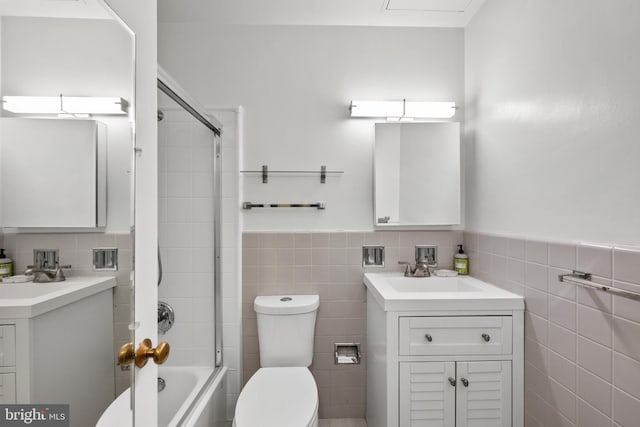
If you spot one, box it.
[97,366,227,427]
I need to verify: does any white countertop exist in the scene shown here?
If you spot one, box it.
[0,276,116,319]
[364,272,524,312]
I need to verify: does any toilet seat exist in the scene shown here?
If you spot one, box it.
[234,367,318,427]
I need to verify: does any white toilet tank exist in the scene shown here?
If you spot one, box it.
[254,295,320,367]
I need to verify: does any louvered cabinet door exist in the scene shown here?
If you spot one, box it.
[399,362,456,427]
[456,361,512,427]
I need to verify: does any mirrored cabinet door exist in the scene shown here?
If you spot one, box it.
[374,122,461,228]
[0,118,107,228]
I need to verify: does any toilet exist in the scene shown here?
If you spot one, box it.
[233,294,320,427]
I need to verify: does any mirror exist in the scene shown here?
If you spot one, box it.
[0,1,135,426]
[0,2,133,232]
[374,122,460,227]
[0,118,108,228]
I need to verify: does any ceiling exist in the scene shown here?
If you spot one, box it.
[0,0,111,19]
[159,0,487,27]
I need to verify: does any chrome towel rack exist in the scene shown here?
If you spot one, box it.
[242,201,326,210]
[559,270,640,301]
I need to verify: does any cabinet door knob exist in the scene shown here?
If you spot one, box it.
[425,334,433,342]
[460,377,469,387]
[482,333,491,342]
[448,377,456,387]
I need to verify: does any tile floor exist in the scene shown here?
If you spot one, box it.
[319,419,367,427]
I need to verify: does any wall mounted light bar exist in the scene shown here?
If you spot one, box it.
[2,95,129,115]
[349,99,456,120]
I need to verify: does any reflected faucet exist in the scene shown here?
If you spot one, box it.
[24,263,71,282]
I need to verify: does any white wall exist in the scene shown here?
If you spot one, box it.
[1,17,133,233]
[465,0,640,246]
[158,24,464,231]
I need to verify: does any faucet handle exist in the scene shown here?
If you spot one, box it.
[54,264,72,281]
[398,261,414,277]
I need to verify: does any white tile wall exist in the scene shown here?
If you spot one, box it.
[158,107,216,368]
[466,231,640,427]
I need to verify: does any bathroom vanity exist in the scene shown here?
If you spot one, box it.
[0,276,116,426]
[364,273,524,427]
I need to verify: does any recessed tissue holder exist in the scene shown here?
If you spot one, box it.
[335,343,361,364]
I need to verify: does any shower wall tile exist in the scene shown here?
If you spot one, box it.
[466,230,640,427]
[242,230,462,419]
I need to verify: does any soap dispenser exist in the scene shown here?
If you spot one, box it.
[0,249,14,279]
[454,244,469,275]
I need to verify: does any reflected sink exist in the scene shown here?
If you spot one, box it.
[387,276,482,293]
[363,272,524,312]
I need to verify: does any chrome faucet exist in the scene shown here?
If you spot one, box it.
[399,260,434,277]
[24,263,71,282]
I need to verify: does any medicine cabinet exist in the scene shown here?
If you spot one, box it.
[0,118,107,229]
[374,122,460,228]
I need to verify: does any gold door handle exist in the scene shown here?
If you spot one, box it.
[118,339,170,368]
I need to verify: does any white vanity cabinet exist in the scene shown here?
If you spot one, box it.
[400,360,512,426]
[364,274,524,427]
[0,277,116,426]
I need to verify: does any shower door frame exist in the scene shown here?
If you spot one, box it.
[156,65,224,407]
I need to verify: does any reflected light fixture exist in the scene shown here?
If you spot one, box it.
[349,99,456,120]
[2,95,129,115]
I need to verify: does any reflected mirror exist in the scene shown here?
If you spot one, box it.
[0,1,133,232]
[374,122,460,227]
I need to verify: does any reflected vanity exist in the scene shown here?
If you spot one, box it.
[0,2,135,426]
[374,122,461,228]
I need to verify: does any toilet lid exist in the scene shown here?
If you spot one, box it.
[235,367,318,427]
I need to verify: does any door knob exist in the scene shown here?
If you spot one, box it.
[118,338,170,368]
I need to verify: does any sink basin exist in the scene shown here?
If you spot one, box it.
[363,272,524,311]
[0,276,116,319]
[387,276,482,293]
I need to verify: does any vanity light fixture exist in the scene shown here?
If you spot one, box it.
[349,99,456,120]
[2,95,129,115]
